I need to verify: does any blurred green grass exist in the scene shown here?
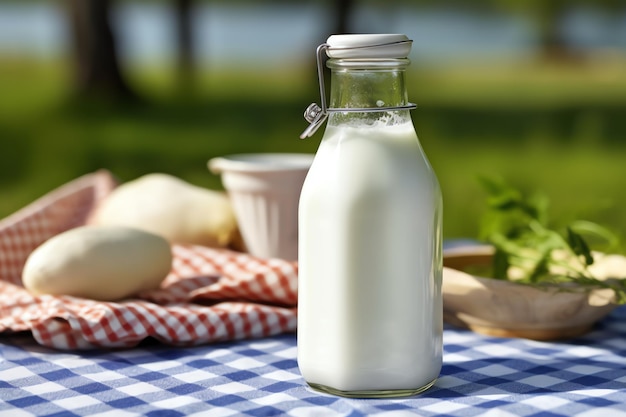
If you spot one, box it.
[1,57,625,247]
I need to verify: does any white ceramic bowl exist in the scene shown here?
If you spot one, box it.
[443,245,621,340]
[208,153,314,261]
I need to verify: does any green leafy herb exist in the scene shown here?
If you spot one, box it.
[477,176,626,304]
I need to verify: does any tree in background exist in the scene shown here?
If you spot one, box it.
[333,0,355,34]
[65,0,198,101]
[65,0,137,101]
[174,0,195,92]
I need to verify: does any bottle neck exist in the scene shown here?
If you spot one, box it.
[327,58,411,126]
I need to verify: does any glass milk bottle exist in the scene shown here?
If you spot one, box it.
[297,34,443,398]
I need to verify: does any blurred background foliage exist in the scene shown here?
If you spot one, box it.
[0,0,625,245]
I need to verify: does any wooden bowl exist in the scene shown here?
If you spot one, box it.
[442,245,621,340]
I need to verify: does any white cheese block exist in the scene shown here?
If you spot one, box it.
[90,173,239,248]
[22,225,172,301]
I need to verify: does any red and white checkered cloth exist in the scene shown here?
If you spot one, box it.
[0,171,298,350]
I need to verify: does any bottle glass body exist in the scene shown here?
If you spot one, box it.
[297,58,443,397]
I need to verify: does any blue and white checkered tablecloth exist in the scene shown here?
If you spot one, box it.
[2,306,625,417]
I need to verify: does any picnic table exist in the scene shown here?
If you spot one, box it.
[2,172,625,416]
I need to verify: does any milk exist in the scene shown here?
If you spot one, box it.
[298,119,443,394]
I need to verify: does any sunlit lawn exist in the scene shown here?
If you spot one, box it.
[1,57,625,247]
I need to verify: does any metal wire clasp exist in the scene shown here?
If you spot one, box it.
[299,41,417,139]
[300,44,331,139]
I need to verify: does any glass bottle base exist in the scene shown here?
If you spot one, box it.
[307,378,437,398]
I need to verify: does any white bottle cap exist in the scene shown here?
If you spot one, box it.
[325,34,412,59]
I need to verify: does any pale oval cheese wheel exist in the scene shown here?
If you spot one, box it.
[90,173,239,248]
[22,225,172,301]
